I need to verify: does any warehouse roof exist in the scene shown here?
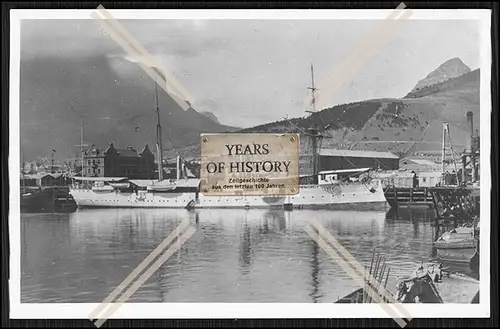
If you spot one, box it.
[319,149,399,159]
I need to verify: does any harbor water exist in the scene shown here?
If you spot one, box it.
[21,207,477,303]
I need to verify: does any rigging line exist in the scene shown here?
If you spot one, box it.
[446,126,459,174]
[309,81,359,169]
[315,111,390,171]
[314,114,376,188]
[284,116,322,137]
[403,100,453,157]
[313,111,388,192]
[403,119,434,157]
[312,97,392,171]
[305,65,387,188]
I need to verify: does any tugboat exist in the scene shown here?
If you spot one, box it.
[20,154,77,213]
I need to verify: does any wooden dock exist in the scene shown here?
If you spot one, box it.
[384,187,434,208]
[384,185,480,212]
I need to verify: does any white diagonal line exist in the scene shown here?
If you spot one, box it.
[91,6,193,111]
[309,219,414,321]
[90,12,180,102]
[315,10,413,107]
[311,3,407,97]
[93,5,194,103]
[305,225,409,328]
[305,3,413,109]
[88,218,191,321]
[93,226,196,328]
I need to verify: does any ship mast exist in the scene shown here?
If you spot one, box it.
[306,63,321,183]
[21,151,26,194]
[441,122,447,175]
[80,118,84,178]
[155,83,164,182]
[51,150,55,174]
[75,117,88,178]
[307,63,317,114]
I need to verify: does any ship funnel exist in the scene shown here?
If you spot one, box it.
[466,111,473,153]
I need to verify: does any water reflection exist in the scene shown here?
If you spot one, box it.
[21,207,476,303]
[239,215,252,271]
[308,239,321,303]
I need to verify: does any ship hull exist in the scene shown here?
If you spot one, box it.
[434,226,477,263]
[21,189,55,212]
[283,180,387,210]
[70,180,387,210]
[435,247,476,263]
[21,187,77,213]
[69,189,196,209]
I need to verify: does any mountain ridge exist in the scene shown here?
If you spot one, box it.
[20,56,479,163]
[19,55,239,162]
[410,57,471,93]
[167,58,480,161]
[200,111,220,124]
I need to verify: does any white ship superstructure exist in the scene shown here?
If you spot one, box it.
[69,172,387,210]
[70,64,388,210]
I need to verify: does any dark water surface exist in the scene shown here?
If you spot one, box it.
[21,207,476,303]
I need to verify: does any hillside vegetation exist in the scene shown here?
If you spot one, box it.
[172,59,480,160]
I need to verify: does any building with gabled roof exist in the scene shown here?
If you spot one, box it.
[83,143,156,179]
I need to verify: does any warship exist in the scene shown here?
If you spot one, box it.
[70,67,387,210]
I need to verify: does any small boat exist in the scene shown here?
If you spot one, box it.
[434,225,477,263]
[92,185,115,192]
[146,184,176,192]
[396,262,479,303]
[109,182,130,189]
[434,225,475,249]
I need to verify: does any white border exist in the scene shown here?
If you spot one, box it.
[9,8,492,320]
[9,9,493,20]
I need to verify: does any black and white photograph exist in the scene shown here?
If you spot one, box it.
[8,7,492,323]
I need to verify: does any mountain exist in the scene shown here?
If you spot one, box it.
[200,111,220,124]
[170,58,480,160]
[19,55,239,161]
[410,57,471,93]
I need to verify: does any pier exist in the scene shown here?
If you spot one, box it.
[385,185,479,212]
[385,186,434,208]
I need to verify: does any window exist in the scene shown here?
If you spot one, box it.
[98,169,101,174]
[88,160,91,165]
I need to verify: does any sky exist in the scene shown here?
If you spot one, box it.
[20,17,482,128]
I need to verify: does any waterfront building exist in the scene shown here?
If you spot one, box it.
[20,173,68,188]
[318,149,399,171]
[83,143,155,179]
